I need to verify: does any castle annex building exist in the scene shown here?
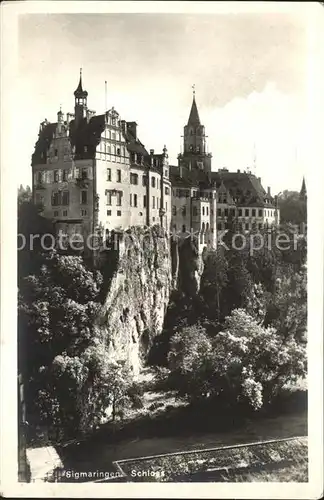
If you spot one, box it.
[31,72,279,252]
[32,71,172,243]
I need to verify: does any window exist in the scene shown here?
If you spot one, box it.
[224,209,228,217]
[134,194,138,207]
[143,195,147,208]
[116,191,122,206]
[54,170,59,183]
[245,209,249,216]
[54,149,58,156]
[54,211,59,217]
[217,208,222,216]
[107,191,112,205]
[196,146,200,153]
[81,209,87,216]
[151,177,156,188]
[157,178,159,190]
[107,168,111,181]
[193,206,198,216]
[62,191,69,206]
[182,225,186,232]
[62,170,68,182]
[81,191,87,204]
[116,148,121,156]
[157,197,159,208]
[165,201,168,211]
[36,171,44,185]
[259,223,263,230]
[165,170,168,178]
[117,169,121,182]
[202,207,205,216]
[84,146,88,153]
[152,196,155,209]
[81,168,88,180]
[117,210,122,216]
[130,194,132,207]
[183,206,186,216]
[206,206,209,216]
[258,209,263,217]
[172,206,176,216]
[165,186,170,195]
[63,210,68,217]
[142,175,147,186]
[107,210,112,216]
[130,173,138,185]
[238,209,243,216]
[51,191,60,206]
[245,223,249,230]
[252,209,256,217]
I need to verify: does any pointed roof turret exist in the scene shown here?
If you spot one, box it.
[300,176,307,198]
[74,68,88,98]
[187,95,201,126]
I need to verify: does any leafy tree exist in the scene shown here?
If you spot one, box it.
[265,265,307,343]
[200,249,228,321]
[18,250,135,439]
[278,190,307,225]
[167,309,306,410]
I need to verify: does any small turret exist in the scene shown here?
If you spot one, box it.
[74,68,88,125]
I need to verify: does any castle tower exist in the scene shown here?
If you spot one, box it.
[179,86,212,172]
[74,68,88,125]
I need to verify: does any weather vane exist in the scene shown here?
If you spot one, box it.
[192,84,195,96]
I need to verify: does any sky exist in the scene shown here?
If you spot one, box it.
[17,9,310,194]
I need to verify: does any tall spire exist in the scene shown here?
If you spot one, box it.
[187,89,200,126]
[300,176,307,199]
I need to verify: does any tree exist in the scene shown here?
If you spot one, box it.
[167,324,214,401]
[278,190,307,226]
[18,251,109,439]
[200,249,228,321]
[265,265,307,343]
[167,309,307,411]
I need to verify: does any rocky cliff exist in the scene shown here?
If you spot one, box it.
[97,226,173,375]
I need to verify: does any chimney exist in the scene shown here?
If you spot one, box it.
[150,149,154,155]
[258,177,261,183]
[237,169,240,173]
[267,186,271,196]
[127,121,137,140]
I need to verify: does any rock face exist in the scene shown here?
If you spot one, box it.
[175,237,205,297]
[98,226,172,375]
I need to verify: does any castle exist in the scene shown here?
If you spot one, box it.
[31,71,280,252]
